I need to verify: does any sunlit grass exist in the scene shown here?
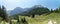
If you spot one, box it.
[0,13,60,24]
[18,13,60,24]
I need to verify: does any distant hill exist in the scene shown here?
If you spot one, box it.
[9,7,24,15]
[8,7,32,16]
[8,5,45,16]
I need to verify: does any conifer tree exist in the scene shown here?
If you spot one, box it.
[0,5,9,22]
[51,9,53,12]
[0,5,2,17]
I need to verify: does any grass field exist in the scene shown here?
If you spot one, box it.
[0,13,60,24]
[18,13,60,24]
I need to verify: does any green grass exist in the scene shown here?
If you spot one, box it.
[0,13,60,24]
[18,13,60,24]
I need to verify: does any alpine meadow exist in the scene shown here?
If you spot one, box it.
[0,0,60,24]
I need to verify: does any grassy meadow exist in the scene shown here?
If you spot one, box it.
[19,13,60,24]
[0,13,59,24]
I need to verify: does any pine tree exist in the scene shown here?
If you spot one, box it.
[21,17,28,24]
[17,16,20,24]
[1,5,9,22]
[51,9,53,12]
[0,5,2,18]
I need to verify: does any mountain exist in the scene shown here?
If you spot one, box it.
[9,7,24,15]
[7,10,12,16]
[8,7,32,16]
[8,5,44,16]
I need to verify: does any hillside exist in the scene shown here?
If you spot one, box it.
[8,7,32,16]
[9,7,24,15]
[18,13,60,24]
[0,13,60,24]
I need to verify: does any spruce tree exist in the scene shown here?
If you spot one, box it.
[0,5,2,18]
[17,16,20,24]
[1,5,9,22]
[51,9,53,12]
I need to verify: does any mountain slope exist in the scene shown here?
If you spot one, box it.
[9,7,24,15]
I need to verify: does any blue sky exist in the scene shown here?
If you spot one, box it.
[0,0,60,11]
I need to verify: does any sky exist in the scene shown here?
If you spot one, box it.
[0,0,60,11]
